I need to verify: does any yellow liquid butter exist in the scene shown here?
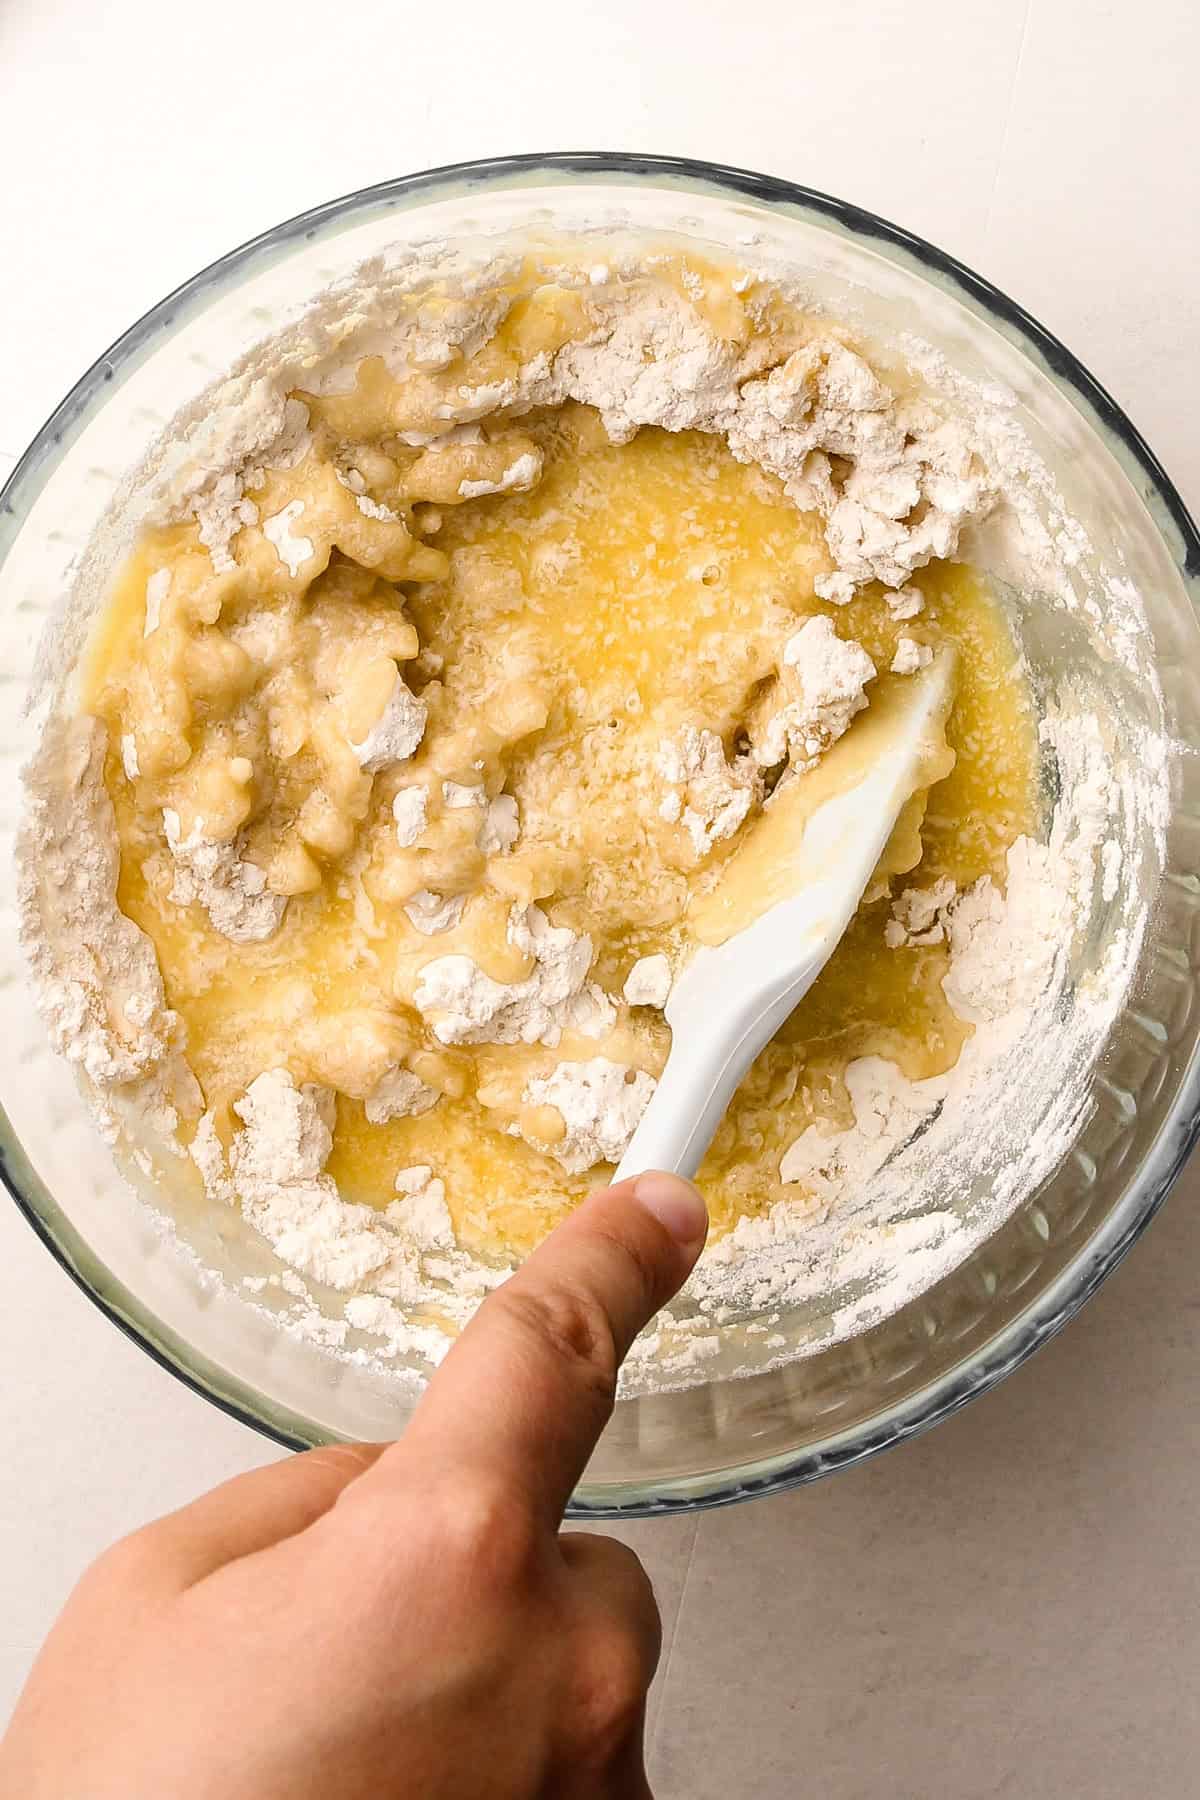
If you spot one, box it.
[82,326,1039,1258]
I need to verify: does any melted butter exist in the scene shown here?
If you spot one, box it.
[689,664,957,948]
[327,1092,587,1253]
[412,404,829,717]
[83,365,1039,1260]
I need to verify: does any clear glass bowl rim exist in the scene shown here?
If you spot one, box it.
[2,150,1199,1518]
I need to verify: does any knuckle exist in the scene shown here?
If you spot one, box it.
[82,1527,164,1598]
[591,1537,659,1615]
[328,1474,539,1609]
[498,1284,620,1408]
[437,1476,540,1585]
[569,1620,650,1757]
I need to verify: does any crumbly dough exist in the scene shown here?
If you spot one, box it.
[32,249,1044,1362]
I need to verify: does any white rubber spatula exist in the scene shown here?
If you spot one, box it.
[613,650,957,1184]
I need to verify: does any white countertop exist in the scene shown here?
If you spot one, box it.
[3,2,1198,1792]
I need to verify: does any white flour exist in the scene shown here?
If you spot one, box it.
[623,953,673,1009]
[404,890,467,937]
[363,1067,439,1125]
[192,1068,508,1360]
[891,636,933,675]
[458,449,542,499]
[18,717,196,1138]
[349,672,426,773]
[522,1058,657,1175]
[657,727,759,855]
[414,903,616,1047]
[884,876,958,949]
[885,584,925,621]
[391,785,429,848]
[391,1166,454,1251]
[17,235,1165,1397]
[162,807,287,945]
[751,614,877,767]
[477,793,519,855]
[261,501,313,579]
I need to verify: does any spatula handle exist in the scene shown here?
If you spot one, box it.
[613,972,815,1184]
[613,1033,747,1183]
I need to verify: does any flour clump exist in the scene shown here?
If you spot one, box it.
[522,1058,657,1174]
[750,615,876,768]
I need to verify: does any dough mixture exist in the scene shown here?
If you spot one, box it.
[22,247,1069,1381]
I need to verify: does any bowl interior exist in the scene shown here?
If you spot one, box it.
[2,158,1198,1514]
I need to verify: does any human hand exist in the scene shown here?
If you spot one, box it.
[0,1171,708,1799]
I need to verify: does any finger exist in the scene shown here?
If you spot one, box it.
[600,1715,655,1800]
[132,1444,386,1589]
[390,1172,708,1525]
[558,1535,661,1795]
[559,1533,663,1681]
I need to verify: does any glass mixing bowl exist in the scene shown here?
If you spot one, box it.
[2,154,1198,1517]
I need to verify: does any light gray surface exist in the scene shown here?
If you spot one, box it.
[2,1,1199,1792]
[648,1156,1200,1795]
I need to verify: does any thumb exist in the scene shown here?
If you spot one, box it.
[392,1173,708,1524]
